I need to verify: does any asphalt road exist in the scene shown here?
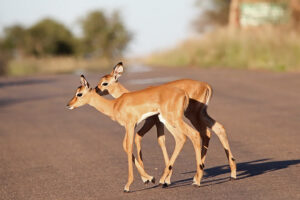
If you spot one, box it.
[0,66,299,200]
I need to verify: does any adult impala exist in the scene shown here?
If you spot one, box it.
[67,75,204,192]
[96,62,237,183]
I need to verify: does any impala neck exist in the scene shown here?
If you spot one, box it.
[88,89,115,118]
[110,82,130,98]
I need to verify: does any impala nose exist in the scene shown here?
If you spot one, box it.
[95,86,102,95]
[66,104,74,110]
[95,86,109,96]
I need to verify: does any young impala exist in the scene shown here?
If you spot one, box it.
[66,75,204,192]
[96,62,237,184]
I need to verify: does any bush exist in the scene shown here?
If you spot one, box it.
[27,19,75,56]
[80,10,132,59]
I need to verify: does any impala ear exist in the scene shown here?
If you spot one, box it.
[80,75,90,88]
[112,62,124,81]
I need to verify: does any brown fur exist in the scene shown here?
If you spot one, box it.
[67,75,204,192]
[96,63,237,184]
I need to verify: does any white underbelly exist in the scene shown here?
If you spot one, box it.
[158,114,167,124]
[137,112,159,124]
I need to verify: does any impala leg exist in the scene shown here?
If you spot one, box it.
[186,110,211,166]
[123,134,148,181]
[203,112,237,179]
[135,116,156,169]
[122,130,153,192]
[159,123,186,185]
[155,120,172,185]
[180,121,204,186]
[159,119,203,186]
[198,110,212,164]
[134,134,144,167]
[123,126,136,192]
[211,121,236,179]
[200,128,211,164]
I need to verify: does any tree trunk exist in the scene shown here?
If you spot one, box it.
[229,0,240,30]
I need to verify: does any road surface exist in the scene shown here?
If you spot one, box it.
[0,66,299,200]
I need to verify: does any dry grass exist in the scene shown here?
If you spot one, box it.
[145,27,300,72]
[5,57,112,76]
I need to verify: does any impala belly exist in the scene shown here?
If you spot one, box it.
[137,112,159,124]
[158,114,167,124]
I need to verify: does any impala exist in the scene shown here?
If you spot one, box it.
[67,75,204,192]
[96,62,237,183]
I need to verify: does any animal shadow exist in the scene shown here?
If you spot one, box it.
[166,158,300,189]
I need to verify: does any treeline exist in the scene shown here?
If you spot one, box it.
[0,10,132,59]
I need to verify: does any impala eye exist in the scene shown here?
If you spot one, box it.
[102,82,108,86]
[77,93,82,97]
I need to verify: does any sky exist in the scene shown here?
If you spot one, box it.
[0,0,199,57]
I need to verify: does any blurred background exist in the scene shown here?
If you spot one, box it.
[1,2,300,199]
[0,0,300,76]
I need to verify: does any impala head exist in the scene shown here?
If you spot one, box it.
[66,75,92,110]
[96,62,124,95]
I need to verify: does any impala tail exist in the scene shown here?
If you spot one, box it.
[204,85,213,106]
[183,92,189,111]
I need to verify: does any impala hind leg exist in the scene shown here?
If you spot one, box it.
[186,110,212,166]
[203,112,237,179]
[200,128,211,165]
[179,121,204,186]
[159,119,204,187]
[158,122,186,185]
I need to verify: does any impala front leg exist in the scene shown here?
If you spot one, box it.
[124,124,155,192]
[123,125,135,192]
[123,134,154,189]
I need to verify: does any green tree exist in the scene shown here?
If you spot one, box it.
[193,0,231,32]
[80,10,132,58]
[27,18,75,56]
[1,25,27,56]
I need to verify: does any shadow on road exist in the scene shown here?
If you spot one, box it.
[132,159,300,192]
[182,158,300,179]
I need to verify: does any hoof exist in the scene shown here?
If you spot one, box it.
[192,183,200,188]
[165,181,171,186]
[158,183,164,187]
[162,183,169,188]
[123,189,130,193]
[143,177,155,184]
[230,177,236,181]
[151,177,156,184]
